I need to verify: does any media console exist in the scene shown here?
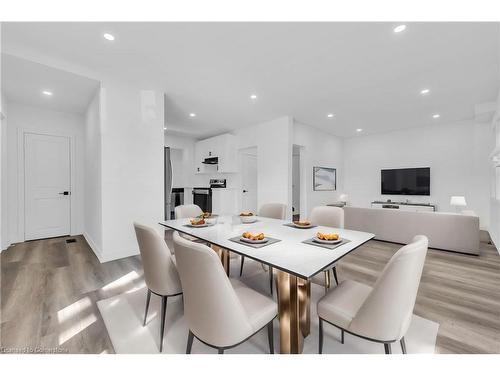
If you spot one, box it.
[371,201,436,212]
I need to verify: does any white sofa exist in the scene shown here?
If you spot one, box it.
[343,207,480,255]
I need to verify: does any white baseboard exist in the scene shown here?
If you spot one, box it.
[488,230,499,254]
[82,232,139,263]
[82,231,103,262]
[99,248,140,263]
[1,241,12,252]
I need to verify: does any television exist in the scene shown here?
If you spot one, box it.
[381,167,430,196]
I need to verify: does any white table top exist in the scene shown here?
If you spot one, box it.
[159,216,374,279]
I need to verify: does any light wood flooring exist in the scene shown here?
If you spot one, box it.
[1,232,499,354]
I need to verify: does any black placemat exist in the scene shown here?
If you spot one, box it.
[283,223,317,229]
[229,236,281,248]
[302,237,350,250]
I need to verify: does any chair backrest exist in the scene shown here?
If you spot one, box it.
[259,203,287,220]
[172,231,254,347]
[349,235,428,342]
[175,204,203,219]
[133,222,181,296]
[310,206,344,228]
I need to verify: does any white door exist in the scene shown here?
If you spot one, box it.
[241,151,257,213]
[25,133,71,240]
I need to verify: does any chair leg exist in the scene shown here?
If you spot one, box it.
[269,267,273,295]
[143,289,151,326]
[159,296,168,352]
[332,266,339,285]
[341,329,344,344]
[384,343,392,354]
[400,337,407,354]
[218,348,224,354]
[318,319,324,354]
[239,256,245,276]
[267,320,274,354]
[186,330,194,354]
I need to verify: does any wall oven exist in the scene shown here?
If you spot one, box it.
[192,179,226,213]
[192,188,212,213]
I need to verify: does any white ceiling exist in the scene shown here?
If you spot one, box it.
[1,54,100,114]
[2,22,499,137]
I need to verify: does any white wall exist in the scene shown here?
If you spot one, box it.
[83,89,103,255]
[98,80,164,262]
[233,116,293,218]
[293,121,344,218]
[490,88,500,248]
[0,93,7,250]
[5,101,85,244]
[292,150,300,215]
[344,120,493,230]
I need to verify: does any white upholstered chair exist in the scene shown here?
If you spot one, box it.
[318,235,428,354]
[258,203,287,221]
[174,204,203,219]
[239,203,287,294]
[173,204,206,243]
[173,231,277,354]
[133,223,183,352]
[309,206,344,293]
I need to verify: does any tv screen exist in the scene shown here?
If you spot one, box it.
[381,167,430,196]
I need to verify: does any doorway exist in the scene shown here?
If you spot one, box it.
[24,133,71,240]
[292,145,301,221]
[240,147,258,213]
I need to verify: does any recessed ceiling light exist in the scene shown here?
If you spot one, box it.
[103,33,115,41]
[250,94,258,100]
[420,89,430,95]
[163,127,167,130]
[432,114,440,119]
[42,90,53,96]
[393,24,407,33]
[356,128,363,132]
[189,113,196,118]
[327,113,334,118]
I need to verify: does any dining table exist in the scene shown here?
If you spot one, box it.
[159,215,375,354]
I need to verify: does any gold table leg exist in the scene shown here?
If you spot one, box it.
[277,271,311,354]
[299,278,311,337]
[324,269,331,294]
[211,245,230,276]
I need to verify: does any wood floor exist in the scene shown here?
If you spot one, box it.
[1,232,499,354]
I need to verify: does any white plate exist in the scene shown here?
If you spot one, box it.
[240,216,257,224]
[313,237,342,245]
[292,222,313,229]
[186,223,214,228]
[240,237,269,244]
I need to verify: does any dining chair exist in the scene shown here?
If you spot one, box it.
[133,223,183,352]
[173,204,206,243]
[309,206,344,293]
[239,203,287,295]
[173,231,277,354]
[318,235,428,354]
[174,204,203,219]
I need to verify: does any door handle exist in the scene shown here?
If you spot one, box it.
[59,191,70,196]
[243,190,248,193]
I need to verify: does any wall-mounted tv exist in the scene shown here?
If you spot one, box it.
[381,167,430,196]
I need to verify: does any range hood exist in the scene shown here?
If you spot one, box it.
[202,157,219,164]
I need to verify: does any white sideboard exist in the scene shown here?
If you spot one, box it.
[371,202,436,212]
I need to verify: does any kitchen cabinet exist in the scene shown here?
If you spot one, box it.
[194,133,237,174]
